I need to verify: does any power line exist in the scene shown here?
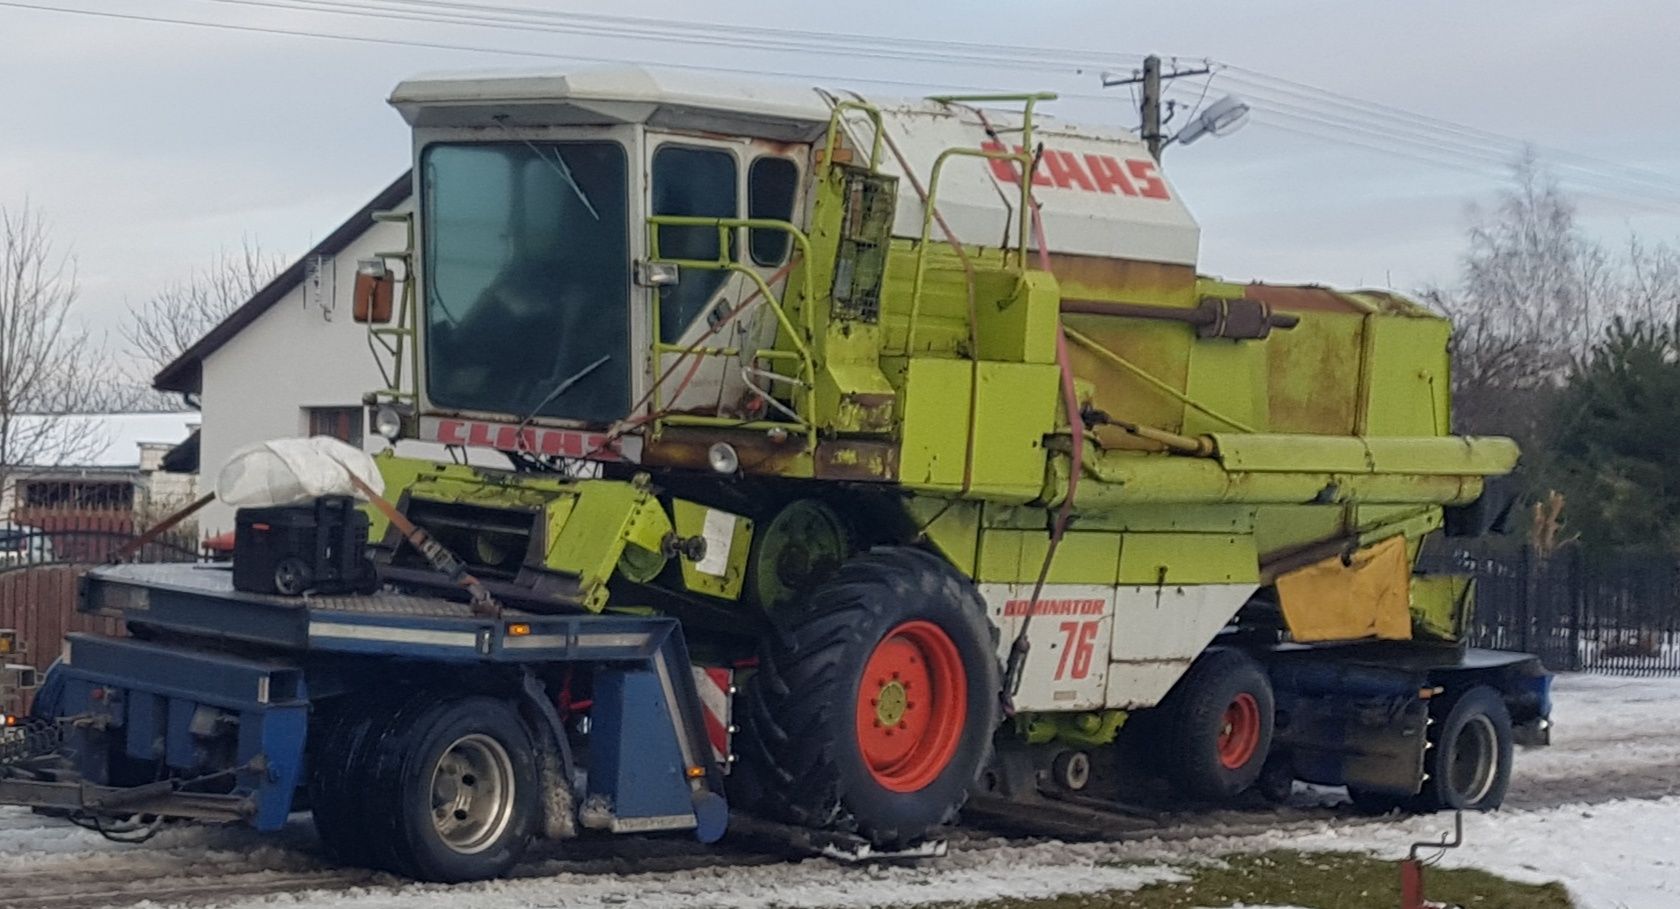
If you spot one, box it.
[192,0,1148,76]
[0,0,1085,97]
[1246,113,1680,217]
[9,0,1680,215]
[1220,66,1680,196]
[1233,89,1680,210]
[1150,68,1680,211]
[0,0,564,59]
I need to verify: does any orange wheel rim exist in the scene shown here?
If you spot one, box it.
[1217,692,1262,770]
[854,620,967,792]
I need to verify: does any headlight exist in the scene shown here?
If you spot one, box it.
[707,442,739,474]
[374,405,403,442]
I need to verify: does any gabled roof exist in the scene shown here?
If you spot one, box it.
[152,172,413,395]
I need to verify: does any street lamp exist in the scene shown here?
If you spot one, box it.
[1172,95,1251,147]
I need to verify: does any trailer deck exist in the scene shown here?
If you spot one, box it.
[81,563,666,663]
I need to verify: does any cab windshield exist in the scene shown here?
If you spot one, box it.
[421,141,630,424]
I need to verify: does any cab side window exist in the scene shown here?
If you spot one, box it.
[747,157,799,267]
[651,145,737,342]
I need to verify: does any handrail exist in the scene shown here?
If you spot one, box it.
[645,215,819,448]
[903,92,1056,354]
[820,99,885,172]
[366,210,418,406]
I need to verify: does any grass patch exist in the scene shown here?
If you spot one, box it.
[967,850,1573,909]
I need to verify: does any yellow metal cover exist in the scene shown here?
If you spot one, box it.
[1275,535,1412,642]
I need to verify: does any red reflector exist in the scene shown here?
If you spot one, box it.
[251,523,271,531]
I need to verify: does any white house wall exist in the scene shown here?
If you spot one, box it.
[197,202,422,533]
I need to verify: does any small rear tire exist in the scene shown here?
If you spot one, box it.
[274,557,313,595]
[1156,648,1275,801]
[1346,685,1514,815]
[1416,685,1513,812]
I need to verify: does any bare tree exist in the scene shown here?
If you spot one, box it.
[0,203,112,502]
[1621,236,1680,326]
[124,237,283,376]
[1424,152,1612,444]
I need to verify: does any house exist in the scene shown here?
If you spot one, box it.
[1,412,200,559]
[152,174,415,533]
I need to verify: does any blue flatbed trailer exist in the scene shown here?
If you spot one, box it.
[3,563,733,881]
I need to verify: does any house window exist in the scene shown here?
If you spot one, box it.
[306,407,364,447]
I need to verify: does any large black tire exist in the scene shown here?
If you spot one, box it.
[736,547,999,847]
[1415,685,1513,812]
[1155,648,1275,801]
[307,696,392,866]
[330,694,539,881]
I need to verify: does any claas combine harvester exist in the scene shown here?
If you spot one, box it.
[0,66,1549,882]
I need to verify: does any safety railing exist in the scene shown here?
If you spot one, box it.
[645,215,819,449]
[820,99,885,173]
[365,210,420,407]
[903,92,1057,354]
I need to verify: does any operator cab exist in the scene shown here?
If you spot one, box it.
[387,67,831,446]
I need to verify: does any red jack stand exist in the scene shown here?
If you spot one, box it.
[1400,811,1464,909]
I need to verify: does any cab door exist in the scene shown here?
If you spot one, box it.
[644,134,804,418]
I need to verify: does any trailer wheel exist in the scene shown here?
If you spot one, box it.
[359,696,539,881]
[308,697,390,866]
[1156,648,1274,801]
[1417,685,1512,812]
[737,547,998,848]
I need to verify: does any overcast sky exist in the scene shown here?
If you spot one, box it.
[5,0,1680,375]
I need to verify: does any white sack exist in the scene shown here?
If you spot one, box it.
[216,436,385,508]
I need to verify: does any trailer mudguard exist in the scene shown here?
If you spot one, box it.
[582,621,728,842]
[56,634,307,830]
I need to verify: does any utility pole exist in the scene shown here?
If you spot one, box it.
[1103,55,1214,162]
[1140,55,1163,161]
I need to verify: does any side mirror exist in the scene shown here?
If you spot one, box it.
[353,259,394,324]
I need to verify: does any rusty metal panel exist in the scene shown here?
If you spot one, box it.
[812,439,898,481]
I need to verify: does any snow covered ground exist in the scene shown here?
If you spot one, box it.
[2,673,1677,909]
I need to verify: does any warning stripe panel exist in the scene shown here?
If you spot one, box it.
[690,666,733,770]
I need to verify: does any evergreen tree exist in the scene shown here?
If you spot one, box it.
[1540,318,1680,551]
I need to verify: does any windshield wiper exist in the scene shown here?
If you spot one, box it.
[509,354,613,455]
[490,117,601,221]
[542,146,602,222]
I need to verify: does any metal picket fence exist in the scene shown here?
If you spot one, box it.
[1431,540,1680,676]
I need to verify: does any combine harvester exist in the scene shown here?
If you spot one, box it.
[0,67,1550,882]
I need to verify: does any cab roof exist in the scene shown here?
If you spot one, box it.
[390,64,835,141]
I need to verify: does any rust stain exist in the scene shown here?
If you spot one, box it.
[815,439,899,482]
[1046,253,1198,304]
[641,427,809,475]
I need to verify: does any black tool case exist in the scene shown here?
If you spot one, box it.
[233,496,374,595]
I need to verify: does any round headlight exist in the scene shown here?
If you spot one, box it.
[374,405,403,442]
[707,442,739,474]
